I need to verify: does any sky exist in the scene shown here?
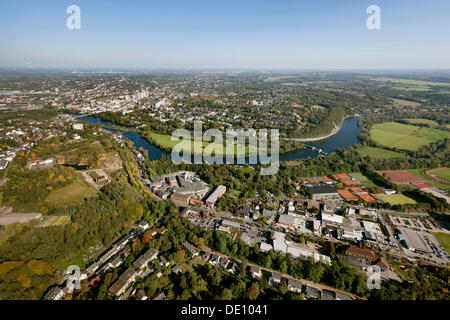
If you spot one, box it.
[0,0,449,69]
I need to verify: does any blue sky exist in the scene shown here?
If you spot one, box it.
[0,0,449,69]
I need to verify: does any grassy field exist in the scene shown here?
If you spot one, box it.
[349,172,379,188]
[434,232,450,255]
[404,119,439,127]
[408,168,450,190]
[374,77,450,87]
[41,215,71,227]
[45,178,97,206]
[432,168,450,182]
[377,194,417,205]
[370,122,450,151]
[357,147,404,159]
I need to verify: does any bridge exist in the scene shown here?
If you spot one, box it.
[304,144,329,155]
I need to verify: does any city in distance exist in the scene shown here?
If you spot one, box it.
[0,0,449,309]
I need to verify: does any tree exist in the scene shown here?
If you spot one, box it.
[249,282,260,300]
[221,288,233,300]
[175,249,186,264]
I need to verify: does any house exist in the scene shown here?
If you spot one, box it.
[346,246,378,264]
[335,291,352,300]
[160,255,170,267]
[107,255,123,270]
[43,286,65,300]
[287,278,303,293]
[226,262,238,274]
[321,289,335,300]
[268,272,282,286]
[262,209,277,220]
[304,285,321,299]
[260,242,273,253]
[135,289,148,300]
[201,251,211,262]
[108,267,137,297]
[138,221,149,230]
[172,265,181,274]
[181,242,199,258]
[152,292,167,300]
[249,265,262,279]
[205,185,227,207]
[375,257,389,272]
[133,248,158,270]
[209,253,221,266]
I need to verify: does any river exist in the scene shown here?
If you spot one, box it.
[83,116,362,162]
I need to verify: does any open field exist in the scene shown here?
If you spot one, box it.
[374,77,450,87]
[45,178,97,206]
[380,170,425,184]
[391,98,420,107]
[348,172,379,188]
[408,168,450,191]
[377,194,417,205]
[370,122,450,151]
[40,215,71,227]
[428,168,450,183]
[264,76,296,83]
[404,119,439,127]
[357,147,404,159]
[434,232,450,254]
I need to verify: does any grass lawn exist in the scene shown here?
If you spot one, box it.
[434,232,450,255]
[349,172,380,188]
[357,147,404,159]
[377,194,417,205]
[45,178,97,206]
[433,168,450,182]
[41,215,71,227]
[237,166,253,174]
[408,168,450,191]
[370,122,450,151]
[404,119,439,127]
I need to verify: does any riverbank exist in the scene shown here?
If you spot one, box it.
[282,119,344,143]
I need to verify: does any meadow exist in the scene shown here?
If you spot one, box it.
[370,122,450,151]
[357,147,403,159]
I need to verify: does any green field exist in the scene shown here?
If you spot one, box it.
[349,172,379,188]
[408,168,450,191]
[374,77,450,87]
[41,215,72,227]
[433,168,450,182]
[370,122,450,151]
[357,147,404,159]
[45,178,97,206]
[377,194,417,205]
[404,119,439,127]
[434,232,450,255]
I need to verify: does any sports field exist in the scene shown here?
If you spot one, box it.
[349,172,379,188]
[377,194,417,205]
[357,147,403,159]
[431,168,450,182]
[370,122,450,151]
[380,170,425,184]
[409,168,450,191]
[41,215,71,227]
[434,233,450,255]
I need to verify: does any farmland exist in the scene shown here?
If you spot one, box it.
[357,147,403,159]
[374,77,450,87]
[377,194,417,205]
[370,122,450,151]
[404,119,439,127]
